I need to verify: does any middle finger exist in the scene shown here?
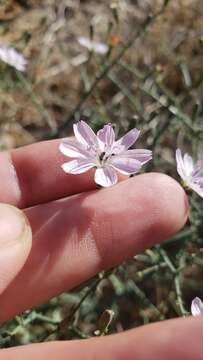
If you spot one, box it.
[0,173,187,323]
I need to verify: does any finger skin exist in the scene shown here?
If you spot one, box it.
[1,316,202,359]
[0,140,96,208]
[0,204,32,294]
[0,173,188,322]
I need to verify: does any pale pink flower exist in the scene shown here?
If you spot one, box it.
[60,121,152,187]
[176,149,203,198]
[0,45,27,72]
[191,297,203,316]
[78,36,109,55]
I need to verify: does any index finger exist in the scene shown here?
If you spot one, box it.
[0,140,96,208]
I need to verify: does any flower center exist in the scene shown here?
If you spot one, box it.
[99,152,106,161]
[97,151,115,167]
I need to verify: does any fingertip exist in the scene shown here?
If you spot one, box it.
[0,204,32,294]
[127,172,189,248]
[146,172,189,235]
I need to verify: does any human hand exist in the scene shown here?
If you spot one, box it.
[0,139,201,359]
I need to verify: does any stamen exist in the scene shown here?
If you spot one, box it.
[99,152,106,161]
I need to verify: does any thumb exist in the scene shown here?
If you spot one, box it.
[0,203,32,295]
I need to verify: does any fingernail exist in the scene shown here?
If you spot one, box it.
[0,203,32,294]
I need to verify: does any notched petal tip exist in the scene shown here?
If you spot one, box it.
[97,123,115,152]
[114,127,140,152]
[59,142,67,155]
[59,139,92,159]
[73,120,97,147]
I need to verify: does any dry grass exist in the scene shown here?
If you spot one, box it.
[0,0,203,347]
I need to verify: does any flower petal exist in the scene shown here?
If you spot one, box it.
[192,163,203,197]
[73,121,97,147]
[192,162,203,180]
[119,149,152,164]
[78,37,109,54]
[61,159,94,174]
[94,167,118,187]
[0,46,27,72]
[183,153,194,176]
[176,148,187,181]
[191,297,203,316]
[59,139,92,158]
[190,182,203,198]
[110,156,141,175]
[113,128,140,153]
[97,124,115,152]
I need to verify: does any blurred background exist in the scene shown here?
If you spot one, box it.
[0,0,203,347]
